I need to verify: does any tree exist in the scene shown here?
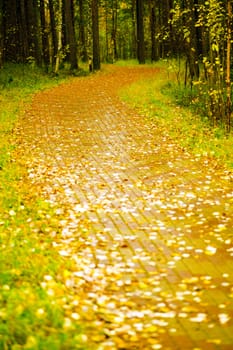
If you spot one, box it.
[136,0,145,63]
[48,0,58,68]
[226,0,232,133]
[3,0,19,62]
[27,0,41,65]
[53,0,63,73]
[0,0,4,67]
[111,0,118,61]
[149,0,157,61]
[131,0,137,59]
[64,0,78,70]
[92,0,101,70]
[78,0,88,62]
[40,0,50,70]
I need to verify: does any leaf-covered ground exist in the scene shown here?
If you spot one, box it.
[15,65,233,349]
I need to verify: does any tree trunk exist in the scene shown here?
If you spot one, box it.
[78,0,88,62]
[4,0,19,62]
[19,0,29,62]
[26,0,41,66]
[226,0,232,133]
[55,0,63,73]
[92,0,101,70]
[40,0,50,70]
[48,0,58,67]
[0,0,4,67]
[136,0,145,64]
[131,0,137,59]
[111,0,118,61]
[149,0,158,61]
[64,0,78,70]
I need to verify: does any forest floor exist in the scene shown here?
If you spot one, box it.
[16,65,233,349]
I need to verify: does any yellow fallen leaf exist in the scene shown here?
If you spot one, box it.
[182,306,199,313]
[36,308,45,318]
[190,313,207,322]
[139,282,149,289]
[145,325,158,333]
[205,246,217,255]
[218,313,230,324]
[63,318,73,328]
[183,277,199,284]
[152,345,162,350]
[71,312,80,320]
[207,339,222,345]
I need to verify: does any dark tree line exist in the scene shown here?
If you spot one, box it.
[0,0,232,130]
[1,1,231,72]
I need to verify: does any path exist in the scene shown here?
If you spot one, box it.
[18,66,233,349]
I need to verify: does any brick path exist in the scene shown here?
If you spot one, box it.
[19,66,233,349]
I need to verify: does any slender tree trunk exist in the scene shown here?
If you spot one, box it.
[64,0,78,70]
[0,0,4,67]
[105,3,109,61]
[4,0,19,62]
[40,0,50,70]
[226,0,232,133]
[49,0,58,67]
[19,0,29,62]
[26,0,41,65]
[149,0,158,61]
[136,0,145,64]
[131,0,137,59]
[111,0,118,61]
[55,0,62,73]
[92,0,100,70]
[79,0,88,62]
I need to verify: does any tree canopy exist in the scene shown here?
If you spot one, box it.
[0,0,232,130]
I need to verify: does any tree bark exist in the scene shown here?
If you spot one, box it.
[64,0,78,70]
[136,0,145,64]
[92,0,101,70]
[0,0,4,66]
[226,0,232,133]
[55,0,63,73]
[78,0,88,62]
[149,0,158,61]
[48,0,58,67]
[4,0,19,62]
[26,0,41,65]
[40,0,50,69]
[111,0,118,61]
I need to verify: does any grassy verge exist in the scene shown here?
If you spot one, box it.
[0,64,88,349]
[119,60,233,170]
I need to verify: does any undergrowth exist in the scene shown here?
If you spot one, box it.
[0,64,88,349]
[120,62,233,170]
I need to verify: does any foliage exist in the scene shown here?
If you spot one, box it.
[169,0,232,132]
[1,0,232,132]
[0,64,89,349]
[120,62,233,169]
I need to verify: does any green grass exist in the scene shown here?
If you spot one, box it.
[119,61,233,170]
[0,64,88,350]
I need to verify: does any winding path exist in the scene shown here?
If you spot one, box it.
[18,65,233,349]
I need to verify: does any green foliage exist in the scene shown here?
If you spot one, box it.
[120,62,233,169]
[161,81,206,116]
[169,1,231,131]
